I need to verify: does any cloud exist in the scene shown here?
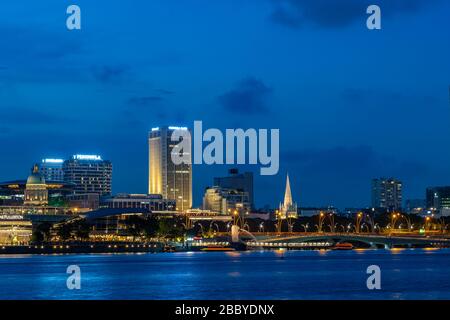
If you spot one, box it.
[282,145,428,178]
[91,65,129,84]
[0,127,10,135]
[127,96,164,107]
[0,25,83,62]
[340,88,439,110]
[0,107,63,125]
[155,89,175,95]
[218,77,272,114]
[269,0,442,29]
[0,24,87,84]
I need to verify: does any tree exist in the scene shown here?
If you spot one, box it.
[31,222,52,243]
[158,219,184,240]
[142,216,159,239]
[48,196,69,208]
[73,220,91,240]
[123,215,146,241]
[57,223,72,241]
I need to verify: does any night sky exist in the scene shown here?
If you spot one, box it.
[0,0,449,209]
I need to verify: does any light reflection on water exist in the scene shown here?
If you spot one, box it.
[0,249,450,300]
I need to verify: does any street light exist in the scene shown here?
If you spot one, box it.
[259,222,264,233]
[402,214,412,231]
[390,213,400,235]
[365,214,375,233]
[425,216,432,231]
[328,213,335,233]
[318,211,326,233]
[355,212,363,233]
[300,223,309,233]
[276,210,282,234]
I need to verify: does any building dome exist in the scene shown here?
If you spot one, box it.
[26,164,46,185]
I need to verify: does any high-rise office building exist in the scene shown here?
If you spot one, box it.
[371,178,402,211]
[148,126,192,211]
[63,155,112,196]
[426,186,450,211]
[214,169,254,209]
[41,159,64,181]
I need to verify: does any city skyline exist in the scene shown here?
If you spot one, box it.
[3,147,448,212]
[0,1,450,208]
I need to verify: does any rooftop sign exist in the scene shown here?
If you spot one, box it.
[73,155,102,161]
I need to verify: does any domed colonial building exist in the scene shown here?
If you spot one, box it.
[24,164,48,206]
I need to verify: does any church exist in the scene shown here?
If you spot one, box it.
[279,174,298,220]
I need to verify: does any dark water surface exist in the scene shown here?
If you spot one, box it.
[1,249,449,300]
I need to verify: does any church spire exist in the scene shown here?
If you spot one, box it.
[32,163,39,174]
[279,173,298,220]
[283,173,293,207]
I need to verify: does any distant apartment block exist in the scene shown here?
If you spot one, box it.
[371,178,402,211]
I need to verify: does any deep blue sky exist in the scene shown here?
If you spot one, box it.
[0,0,449,209]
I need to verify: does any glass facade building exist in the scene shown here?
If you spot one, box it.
[213,169,254,209]
[63,155,112,196]
[148,127,192,211]
[41,159,64,182]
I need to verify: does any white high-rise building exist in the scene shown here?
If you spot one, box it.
[41,159,64,181]
[148,126,192,212]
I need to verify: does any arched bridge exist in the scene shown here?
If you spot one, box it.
[245,233,450,249]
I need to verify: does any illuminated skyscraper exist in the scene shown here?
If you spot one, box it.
[148,126,192,211]
[63,155,112,196]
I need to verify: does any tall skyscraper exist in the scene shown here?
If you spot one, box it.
[213,169,254,209]
[63,155,112,196]
[41,159,64,181]
[148,126,192,211]
[371,178,402,211]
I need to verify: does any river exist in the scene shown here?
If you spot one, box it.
[1,248,449,299]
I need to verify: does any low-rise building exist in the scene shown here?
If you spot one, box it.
[202,186,250,215]
[100,194,176,212]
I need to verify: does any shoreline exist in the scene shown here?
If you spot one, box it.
[0,242,164,255]
[0,242,446,255]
